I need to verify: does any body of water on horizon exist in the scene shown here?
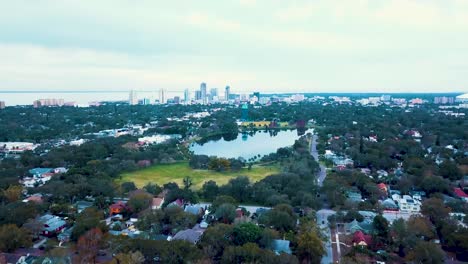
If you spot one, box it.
[0,91,183,106]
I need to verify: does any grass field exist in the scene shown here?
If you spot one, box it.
[118,162,280,189]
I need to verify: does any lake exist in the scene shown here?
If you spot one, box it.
[190,129,312,160]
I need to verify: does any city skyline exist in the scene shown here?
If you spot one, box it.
[0,1,468,93]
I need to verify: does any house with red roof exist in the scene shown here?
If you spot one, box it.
[454,188,468,202]
[110,201,127,215]
[152,197,165,210]
[352,231,372,247]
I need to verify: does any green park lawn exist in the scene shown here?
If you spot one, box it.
[118,162,280,189]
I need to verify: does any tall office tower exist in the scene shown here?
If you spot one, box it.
[225,86,231,101]
[0,101,5,109]
[174,96,180,104]
[184,88,190,104]
[129,90,138,105]
[200,82,207,104]
[159,89,166,104]
[195,90,202,101]
[210,88,218,97]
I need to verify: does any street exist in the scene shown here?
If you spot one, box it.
[310,134,327,186]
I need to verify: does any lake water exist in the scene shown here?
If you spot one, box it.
[190,129,312,160]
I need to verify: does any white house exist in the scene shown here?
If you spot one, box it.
[392,194,421,213]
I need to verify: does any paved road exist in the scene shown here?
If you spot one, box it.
[317,209,336,264]
[33,238,47,249]
[310,134,327,186]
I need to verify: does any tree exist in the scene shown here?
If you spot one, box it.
[143,183,162,195]
[72,207,106,240]
[75,228,103,264]
[296,220,325,264]
[406,241,444,264]
[128,192,153,213]
[221,243,293,264]
[201,180,219,200]
[215,203,237,224]
[121,182,137,194]
[199,224,234,259]
[232,222,262,246]
[109,251,145,264]
[23,218,44,239]
[421,197,450,226]
[439,160,462,181]
[0,224,32,252]
[183,176,193,189]
[390,218,408,255]
[259,205,296,233]
[373,214,390,242]
[258,228,279,249]
[407,216,435,240]
[2,185,22,202]
[222,176,251,203]
[211,195,238,212]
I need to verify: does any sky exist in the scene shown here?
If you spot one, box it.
[0,0,467,93]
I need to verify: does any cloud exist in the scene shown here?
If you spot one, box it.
[185,13,242,33]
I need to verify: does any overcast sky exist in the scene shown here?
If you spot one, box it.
[0,0,467,93]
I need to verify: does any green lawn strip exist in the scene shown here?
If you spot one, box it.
[118,162,280,189]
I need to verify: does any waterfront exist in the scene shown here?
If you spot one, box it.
[190,129,312,160]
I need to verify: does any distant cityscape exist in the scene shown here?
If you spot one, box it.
[0,84,467,109]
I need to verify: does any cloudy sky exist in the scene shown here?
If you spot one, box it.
[0,0,467,93]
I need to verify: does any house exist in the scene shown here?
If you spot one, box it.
[376,170,389,179]
[346,190,363,202]
[454,188,468,202]
[345,219,373,234]
[167,198,184,208]
[392,194,421,213]
[235,208,245,218]
[58,226,74,243]
[109,201,127,215]
[23,194,44,204]
[184,205,204,216]
[358,211,377,220]
[75,201,94,213]
[151,197,164,210]
[28,168,53,177]
[172,224,205,244]
[271,239,292,255]
[38,214,66,237]
[380,198,399,211]
[377,183,388,197]
[352,231,372,247]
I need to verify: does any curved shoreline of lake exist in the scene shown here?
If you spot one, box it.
[190,129,312,160]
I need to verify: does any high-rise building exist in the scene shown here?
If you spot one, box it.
[33,98,65,108]
[381,95,391,101]
[0,101,5,109]
[195,90,202,101]
[434,96,454,104]
[184,89,190,104]
[174,96,180,104]
[159,89,166,104]
[225,86,231,101]
[210,88,218,97]
[142,98,151,105]
[129,90,138,105]
[200,82,207,104]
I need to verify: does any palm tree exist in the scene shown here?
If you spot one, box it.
[183,176,193,189]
